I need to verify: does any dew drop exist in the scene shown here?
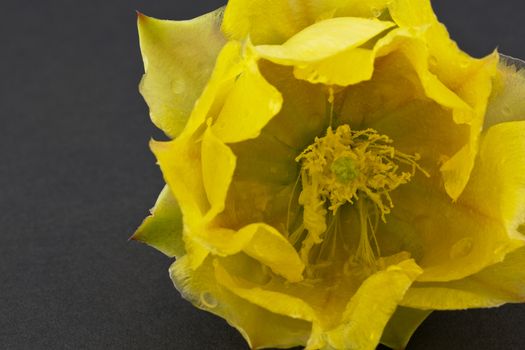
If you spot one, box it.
[269,99,281,113]
[449,237,474,259]
[429,55,438,66]
[371,7,383,17]
[171,79,186,95]
[459,59,470,68]
[502,105,512,116]
[199,291,218,308]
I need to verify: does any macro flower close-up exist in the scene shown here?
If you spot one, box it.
[133,0,525,349]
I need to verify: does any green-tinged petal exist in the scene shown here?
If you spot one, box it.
[171,255,311,349]
[138,10,225,138]
[212,49,283,144]
[201,127,236,220]
[131,186,184,257]
[256,17,394,65]
[323,260,422,350]
[485,55,525,128]
[402,246,525,310]
[380,307,431,350]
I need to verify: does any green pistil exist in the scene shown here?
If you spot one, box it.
[330,156,359,184]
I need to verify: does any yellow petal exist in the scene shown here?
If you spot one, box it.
[241,224,305,282]
[256,61,327,150]
[131,186,184,257]
[222,0,393,45]
[460,121,525,242]
[222,0,310,45]
[402,246,525,310]
[150,136,208,225]
[341,31,470,174]
[256,17,394,64]
[380,307,431,350]
[183,40,244,137]
[389,0,499,199]
[485,55,525,128]
[215,260,315,322]
[201,127,236,220]
[294,47,375,86]
[387,0,436,28]
[151,136,211,269]
[212,48,283,144]
[439,53,499,200]
[189,224,305,282]
[324,260,422,350]
[171,255,311,349]
[138,10,225,137]
[391,121,525,282]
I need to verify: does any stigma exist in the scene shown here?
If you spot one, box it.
[294,125,426,270]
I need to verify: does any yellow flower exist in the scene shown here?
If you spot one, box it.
[132,1,525,349]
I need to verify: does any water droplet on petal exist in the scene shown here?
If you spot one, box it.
[449,237,474,259]
[200,291,218,308]
[429,55,438,66]
[502,105,512,116]
[269,99,281,114]
[460,59,470,68]
[171,79,186,95]
[371,7,383,17]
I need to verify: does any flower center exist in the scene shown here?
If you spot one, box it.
[293,125,425,272]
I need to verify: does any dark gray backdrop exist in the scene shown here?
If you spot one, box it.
[2,0,525,349]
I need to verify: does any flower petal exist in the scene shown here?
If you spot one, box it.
[171,255,311,349]
[258,61,327,150]
[324,260,422,350]
[390,120,525,282]
[131,186,184,257]
[201,127,236,220]
[294,47,375,86]
[256,17,395,64]
[215,260,315,322]
[138,10,225,138]
[222,0,393,45]
[485,55,525,129]
[439,53,498,200]
[380,306,431,350]
[190,224,305,282]
[402,246,525,309]
[460,121,525,242]
[222,0,311,45]
[389,0,499,200]
[241,224,305,282]
[341,34,470,175]
[211,48,283,144]
[150,136,209,225]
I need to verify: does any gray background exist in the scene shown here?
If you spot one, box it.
[2,0,525,349]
